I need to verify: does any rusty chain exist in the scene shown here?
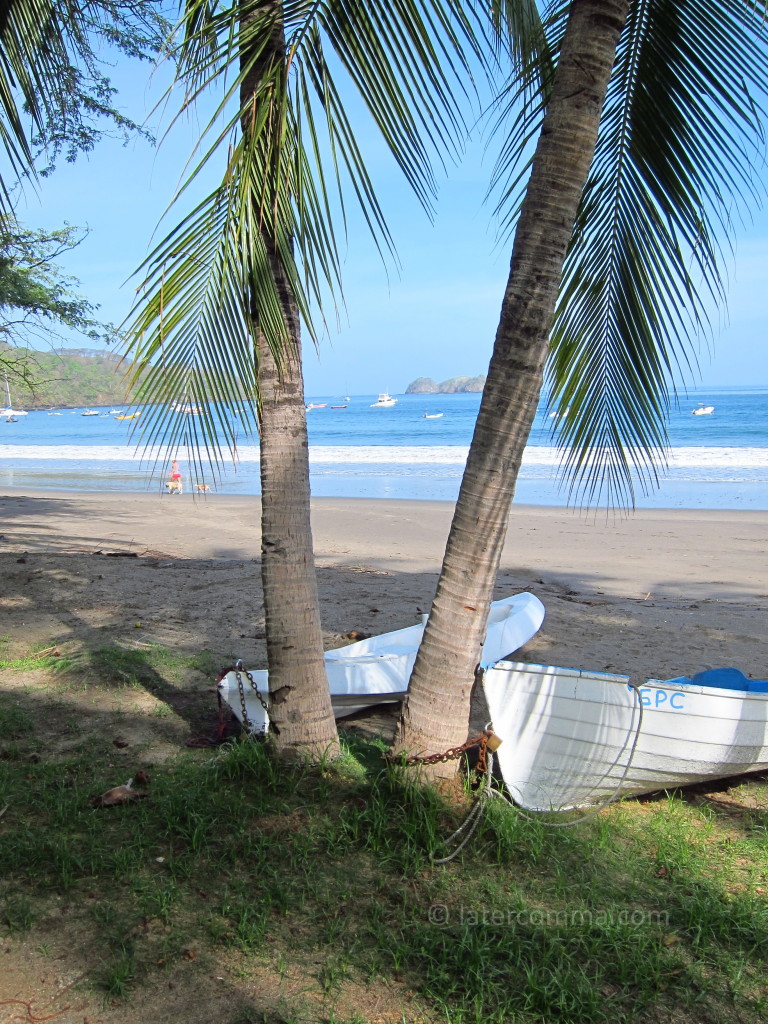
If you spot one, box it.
[215,661,505,776]
[388,727,500,772]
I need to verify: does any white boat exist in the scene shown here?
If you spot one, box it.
[82,409,100,416]
[219,593,545,734]
[483,662,768,811]
[1,374,28,422]
[172,402,202,414]
[692,404,714,415]
[423,412,443,419]
[370,393,397,407]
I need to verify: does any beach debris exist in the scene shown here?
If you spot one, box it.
[32,646,61,659]
[91,774,150,808]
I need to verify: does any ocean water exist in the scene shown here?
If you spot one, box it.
[1,386,766,509]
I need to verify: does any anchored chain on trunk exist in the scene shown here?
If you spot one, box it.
[389,727,502,773]
[215,660,271,734]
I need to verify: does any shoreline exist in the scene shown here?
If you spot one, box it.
[1,487,766,600]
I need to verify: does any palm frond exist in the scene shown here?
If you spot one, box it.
[123,0,503,469]
[488,1,567,228]
[546,0,768,507]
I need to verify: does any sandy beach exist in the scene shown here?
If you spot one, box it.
[1,487,767,1023]
[1,488,766,703]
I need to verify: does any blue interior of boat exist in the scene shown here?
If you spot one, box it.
[668,667,768,693]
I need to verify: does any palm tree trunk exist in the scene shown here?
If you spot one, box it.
[242,1,339,760]
[394,0,631,772]
[256,323,339,760]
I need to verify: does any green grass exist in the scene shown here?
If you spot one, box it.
[0,677,767,1022]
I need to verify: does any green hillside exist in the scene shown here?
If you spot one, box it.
[1,345,136,409]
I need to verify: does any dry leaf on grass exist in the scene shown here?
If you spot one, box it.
[91,776,150,808]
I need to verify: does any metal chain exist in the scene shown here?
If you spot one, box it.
[215,661,271,734]
[389,727,498,768]
[236,660,271,714]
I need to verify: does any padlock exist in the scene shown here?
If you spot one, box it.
[485,730,503,752]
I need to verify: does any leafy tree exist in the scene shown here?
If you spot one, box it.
[395,0,768,772]
[0,0,170,392]
[0,217,117,391]
[0,0,169,207]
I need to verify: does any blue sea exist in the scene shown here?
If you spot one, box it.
[1,387,767,509]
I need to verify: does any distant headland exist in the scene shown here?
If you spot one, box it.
[405,375,486,394]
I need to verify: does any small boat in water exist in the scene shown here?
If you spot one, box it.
[116,412,141,420]
[692,404,714,415]
[219,593,545,733]
[370,392,397,407]
[423,412,443,419]
[82,409,100,416]
[483,662,768,811]
[2,374,28,422]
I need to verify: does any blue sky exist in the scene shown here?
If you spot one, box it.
[17,50,768,398]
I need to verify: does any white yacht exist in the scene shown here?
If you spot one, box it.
[370,392,397,407]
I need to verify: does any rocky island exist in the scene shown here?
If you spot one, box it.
[405,375,486,394]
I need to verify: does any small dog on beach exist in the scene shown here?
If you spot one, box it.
[165,479,182,495]
[195,483,211,493]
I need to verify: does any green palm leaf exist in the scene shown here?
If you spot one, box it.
[122,0,522,478]
[546,0,768,506]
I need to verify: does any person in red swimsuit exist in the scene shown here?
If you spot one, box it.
[167,460,183,494]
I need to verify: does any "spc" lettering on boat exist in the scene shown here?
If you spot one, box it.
[626,686,686,710]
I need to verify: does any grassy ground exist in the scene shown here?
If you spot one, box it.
[1,642,768,1023]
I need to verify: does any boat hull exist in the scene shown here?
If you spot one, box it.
[219,593,545,734]
[483,662,768,811]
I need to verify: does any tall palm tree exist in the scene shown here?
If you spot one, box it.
[396,0,768,770]
[122,0,505,759]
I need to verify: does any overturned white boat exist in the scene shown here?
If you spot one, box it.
[483,663,768,811]
[219,593,545,735]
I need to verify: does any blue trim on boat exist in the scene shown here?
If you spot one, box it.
[667,667,768,694]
